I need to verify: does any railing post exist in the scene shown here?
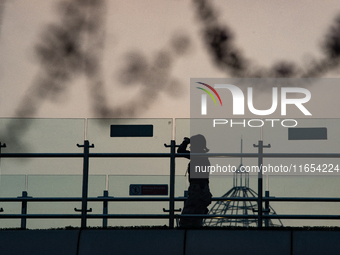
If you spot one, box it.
[77,140,94,229]
[258,140,263,228]
[254,140,270,229]
[102,190,108,228]
[169,140,176,228]
[264,190,270,227]
[20,191,29,229]
[0,142,6,213]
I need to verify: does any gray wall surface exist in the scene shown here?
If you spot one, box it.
[0,229,340,255]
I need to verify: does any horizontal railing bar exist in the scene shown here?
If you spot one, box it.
[0,153,248,158]
[184,153,340,158]
[87,214,169,219]
[0,153,173,158]
[263,215,340,219]
[2,152,340,158]
[87,153,288,158]
[87,197,258,202]
[0,153,84,158]
[90,152,340,158]
[0,197,174,202]
[178,214,340,220]
[0,214,168,219]
[0,214,82,218]
[1,197,340,202]
[262,153,340,158]
[89,153,172,158]
[0,197,83,202]
[178,214,258,219]
[1,213,340,220]
[0,214,259,219]
[264,197,340,202]
[89,197,178,202]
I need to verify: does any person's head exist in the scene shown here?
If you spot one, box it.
[190,134,209,153]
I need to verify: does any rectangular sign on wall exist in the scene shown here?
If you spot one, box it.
[288,127,327,140]
[129,184,168,195]
[110,125,153,137]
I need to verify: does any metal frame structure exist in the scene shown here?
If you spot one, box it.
[205,139,283,227]
[1,140,340,229]
[204,181,283,227]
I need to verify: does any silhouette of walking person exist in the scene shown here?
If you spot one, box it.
[178,134,212,227]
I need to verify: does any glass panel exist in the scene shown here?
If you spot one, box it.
[178,118,262,180]
[260,119,340,226]
[262,118,340,176]
[175,119,191,182]
[177,118,340,227]
[107,175,186,227]
[0,175,26,228]
[86,118,173,153]
[87,119,173,176]
[0,175,26,196]
[108,175,186,197]
[175,118,190,142]
[0,118,85,153]
[0,158,83,176]
[1,118,340,228]
[262,118,340,153]
[26,175,106,229]
[267,175,340,227]
[0,118,85,176]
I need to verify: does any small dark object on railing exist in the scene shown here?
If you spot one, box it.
[163,208,181,212]
[74,208,92,212]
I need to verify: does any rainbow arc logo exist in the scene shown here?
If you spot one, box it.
[196,82,223,106]
[196,82,222,106]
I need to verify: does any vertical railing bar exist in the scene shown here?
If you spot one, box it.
[20,191,28,229]
[0,142,5,213]
[102,190,108,228]
[78,140,94,229]
[264,190,270,227]
[254,140,271,229]
[169,140,176,228]
[258,140,263,228]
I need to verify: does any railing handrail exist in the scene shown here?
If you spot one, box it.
[1,139,340,229]
[2,196,340,202]
[2,213,340,220]
[2,152,340,158]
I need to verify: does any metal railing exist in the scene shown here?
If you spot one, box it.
[1,140,340,229]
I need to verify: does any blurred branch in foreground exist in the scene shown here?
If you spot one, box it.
[193,0,340,78]
[2,0,191,149]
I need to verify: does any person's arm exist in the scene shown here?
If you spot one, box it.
[177,137,190,159]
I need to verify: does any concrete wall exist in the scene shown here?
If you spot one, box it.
[0,229,340,255]
[78,229,184,255]
[0,229,79,255]
[185,229,291,255]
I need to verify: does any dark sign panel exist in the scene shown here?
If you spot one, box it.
[288,127,327,140]
[129,184,168,196]
[110,125,153,137]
